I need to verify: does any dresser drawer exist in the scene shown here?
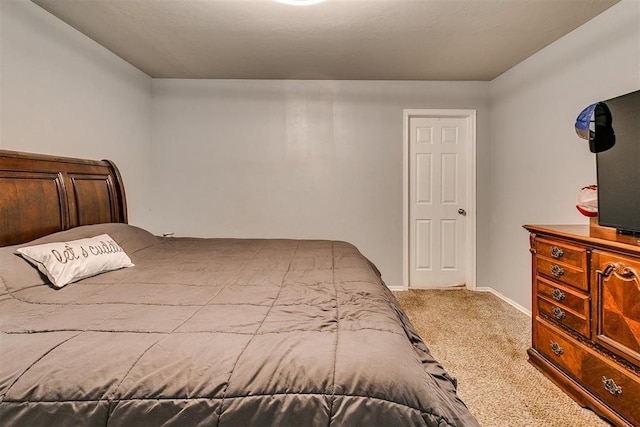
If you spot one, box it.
[535,237,587,269]
[534,318,583,382]
[536,255,587,291]
[537,296,589,337]
[536,276,589,316]
[535,318,640,426]
[582,354,640,427]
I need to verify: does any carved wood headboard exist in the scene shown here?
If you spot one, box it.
[0,150,127,247]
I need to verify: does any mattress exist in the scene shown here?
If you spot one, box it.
[0,223,478,426]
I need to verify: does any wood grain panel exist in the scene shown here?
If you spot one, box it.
[0,172,67,246]
[593,251,640,367]
[0,150,127,247]
[70,174,115,227]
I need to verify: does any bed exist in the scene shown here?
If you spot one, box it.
[0,150,479,426]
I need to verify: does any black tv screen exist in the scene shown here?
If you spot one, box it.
[596,89,640,233]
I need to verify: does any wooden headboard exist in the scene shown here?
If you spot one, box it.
[0,150,127,247]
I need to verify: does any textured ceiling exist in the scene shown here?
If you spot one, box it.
[31,0,620,80]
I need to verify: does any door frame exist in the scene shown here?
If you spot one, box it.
[402,109,477,290]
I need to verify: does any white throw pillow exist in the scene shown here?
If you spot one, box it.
[16,234,134,288]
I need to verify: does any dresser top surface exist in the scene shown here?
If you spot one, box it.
[524,224,640,254]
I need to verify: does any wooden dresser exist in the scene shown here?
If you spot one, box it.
[524,224,640,427]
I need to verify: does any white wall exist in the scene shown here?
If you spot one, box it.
[151,79,490,287]
[0,0,491,290]
[489,0,640,310]
[5,0,635,302]
[0,0,153,227]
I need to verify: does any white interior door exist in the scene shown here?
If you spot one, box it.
[404,110,475,289]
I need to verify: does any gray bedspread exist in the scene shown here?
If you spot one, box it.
[0,223,479,426]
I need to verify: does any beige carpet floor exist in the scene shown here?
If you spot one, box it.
[394,289,612,427]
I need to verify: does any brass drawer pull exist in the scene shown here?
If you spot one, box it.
[550,341,564,356]
[602,376,622,395]
[551,307,566,320]
[550,246,564,259]
[550,265,564,277]
[551,288,565,302]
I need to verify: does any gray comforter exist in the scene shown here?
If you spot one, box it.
[0,223,479,426]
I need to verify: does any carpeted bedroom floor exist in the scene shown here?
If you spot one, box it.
[394,289,611,427]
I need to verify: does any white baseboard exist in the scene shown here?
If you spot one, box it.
[476,287,532,317]
[387,285,465,292]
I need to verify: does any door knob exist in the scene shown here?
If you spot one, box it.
[458,208,467,216]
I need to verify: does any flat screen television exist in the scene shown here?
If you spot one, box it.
[596,89,640,234]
